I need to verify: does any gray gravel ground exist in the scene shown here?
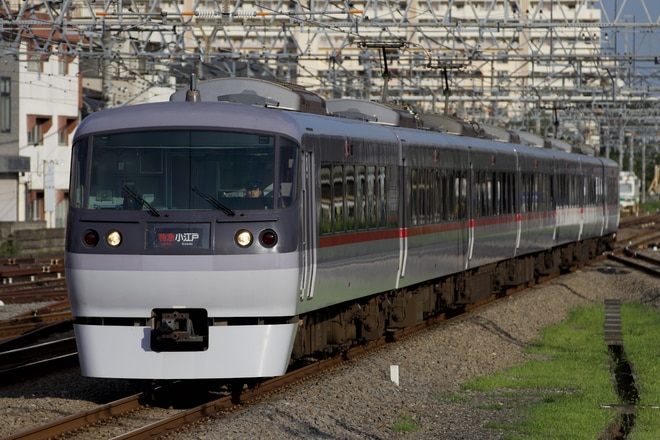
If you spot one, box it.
[1,259,658,439]
[180,260,659,439]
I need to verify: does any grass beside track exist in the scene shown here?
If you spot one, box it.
[450,303,660,440]
[620,303,660,440]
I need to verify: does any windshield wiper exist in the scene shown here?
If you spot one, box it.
[192,186,236,217]
[122,185,160,217]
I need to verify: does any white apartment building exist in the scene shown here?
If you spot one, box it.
[0,14,81,227]
[176,0,604,144]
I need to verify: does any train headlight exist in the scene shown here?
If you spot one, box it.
[106,230,122,247]
[259,229,278,247]
[235,229,253,248]
[83,230,99,247]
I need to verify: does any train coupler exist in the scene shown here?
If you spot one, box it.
[150,308,209,352]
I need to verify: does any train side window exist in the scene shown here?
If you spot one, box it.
[560,174,568,207]
[447,172,456,221]
[345,165,356,231]
[494,173,501,216]
[367,166,377,228]
[503,173,509,215]
[320,166,332,234]
[433,169,441,223]
[427,169,433,223]
[333,165,344,232]
[457,173,467,220]
[472,171,481,218]
[531,173,537,212]
[357,165,367,229]
[442,171,451,221]
[378,166,387,228]
[419,167,425,225]
[409,168,418,226]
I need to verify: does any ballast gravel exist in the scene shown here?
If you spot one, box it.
[1,259,658,439]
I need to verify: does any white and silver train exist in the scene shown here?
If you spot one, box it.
[65,78,619,380]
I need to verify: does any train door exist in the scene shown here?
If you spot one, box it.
[456,149,470,271]
[578,158,584,241]
[551,157,558,243]
[513,149,522,256]
[465,157,475,269]
[396,157,408,286]
[299,150,317,300]
[599,164,606,236]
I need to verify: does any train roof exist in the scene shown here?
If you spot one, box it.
[326,99,418,128]
[75,78,616,169]
[74,101,306,142]
[169,77,327,115]
[73,99,407,149]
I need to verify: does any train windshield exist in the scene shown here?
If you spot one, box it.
[619,183,633,194]
[73,130,297,211]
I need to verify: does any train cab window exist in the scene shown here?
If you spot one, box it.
[278,141,297,208]
[69,138,88,209]
[77,130,296,212]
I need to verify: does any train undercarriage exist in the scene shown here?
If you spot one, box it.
[291,234,616,362]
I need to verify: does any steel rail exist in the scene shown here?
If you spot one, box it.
[0,319,74,349]
[0,311,73,340]
[1,394,145,440]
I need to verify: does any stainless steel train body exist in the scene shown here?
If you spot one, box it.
[65,80,619,380]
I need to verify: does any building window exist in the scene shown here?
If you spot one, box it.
[27,115,52,145]
[28,123,42,145]
[58,56,69,75]
[0,77,9,133]
[27,53,44,73]
[58,116,77,145]
[26,42,46,73]
[58,46,74,75]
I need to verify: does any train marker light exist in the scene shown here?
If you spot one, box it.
[259,229,278,247]
[83,230,99,247]
[106,230,122,247]
[235,229,253,248]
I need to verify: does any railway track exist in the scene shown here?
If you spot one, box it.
[0,300,72,340]
[608,212,660,277]
[0,257,65,286]
[0,337,78,385]
[5,309,457,439]
[608,246,660,278]
[0,257,629,439]
[0,308,76,384]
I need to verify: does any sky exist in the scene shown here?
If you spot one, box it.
[600,0,658,57]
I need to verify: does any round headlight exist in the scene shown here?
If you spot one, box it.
[106,230,122,247]
[235,229,253,248]
[259,229,278,247]
[83,230,99,247]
